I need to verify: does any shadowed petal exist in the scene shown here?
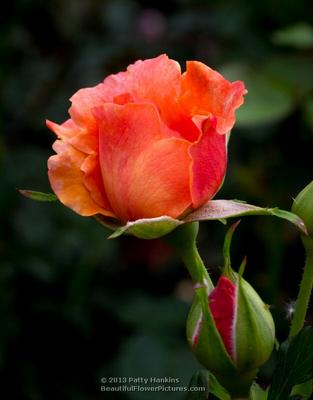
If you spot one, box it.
[189,118,227,208]
[48,140,114,217]
[81,154,112,211]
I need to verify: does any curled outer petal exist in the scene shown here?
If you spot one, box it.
[180,61,247,135]
[48,140,114,217]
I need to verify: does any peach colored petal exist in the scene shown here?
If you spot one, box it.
[189,117,227,208]
[48,140,115,217]
[46,119,97,155]
[68,131,98,154]
[81,154,112,210]
[68,55,181,132]
[46,119,78,140]
[97,102,192,221]
[180,61,247,134]
[104,54,181,109]
[69,83,109,131]
[68,55,200,143]
[127,137,192,220]
[102,54,201,141]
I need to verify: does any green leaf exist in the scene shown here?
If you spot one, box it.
[184,200,308,235]
[268,327,313,400]
[250,382,268,400]
[108,216,182,239]
[290,379,313,399]
[186,370,230,400]
[207,373,231,400]
[18,189,57,202]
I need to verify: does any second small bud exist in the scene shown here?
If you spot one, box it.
[186,222,275,396]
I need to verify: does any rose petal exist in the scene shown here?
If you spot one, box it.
[46,119,97,155]
[81,154,112,210]
[181,61,247,134]
[209,276,237,360]
[109,54,181,110]
[189,117,227,208]
[102,55,200,141]
[126,138,192,220]
[46,119,78,140]
[48,140,114,217]
[69,83,109,130]
[97,102,192,221]
[68,55,201,143]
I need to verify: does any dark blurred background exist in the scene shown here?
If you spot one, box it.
[1,0,313,399]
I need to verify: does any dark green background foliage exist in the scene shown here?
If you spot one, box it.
[1,1,313,399]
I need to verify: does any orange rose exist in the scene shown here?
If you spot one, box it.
[47,55,246,223]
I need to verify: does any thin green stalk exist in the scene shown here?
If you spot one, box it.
[179,240,213,290]
[165,222,214,291]
[289,236,313,337]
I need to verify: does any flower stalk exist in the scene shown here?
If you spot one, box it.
[289,181,313,337]
[165,222,213,291]
[289,236,313,337]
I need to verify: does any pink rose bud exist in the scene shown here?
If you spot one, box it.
[187,271,275,395]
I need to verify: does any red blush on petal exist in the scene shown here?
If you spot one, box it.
[208,276,237,360]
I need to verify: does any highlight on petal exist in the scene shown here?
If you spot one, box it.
[46,119,97,155]
[180,61,247,134]
[209,276,237,360]
[48,140,114,217]
[69,83,109,130]
[102,54,202,141]
[112,54,182,110]
[96,102,192,222]
[46,119,78,140]
[189,117,227,208]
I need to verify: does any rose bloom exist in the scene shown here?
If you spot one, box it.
[47,55,246,223]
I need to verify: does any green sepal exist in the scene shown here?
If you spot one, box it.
[107,199,307,239]
[292,180,313,235]
[290,379,313,399]
[185,200,307,235]
[186,370,231,400]
[249,382,268,400]
[222,220,241,278]
[20,190,307,239]
[235,276,275,372]
[186,286,237,378]
[220,222,275,373]
[18,189,58,202]
[108,216,183,239]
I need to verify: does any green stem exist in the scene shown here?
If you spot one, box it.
[179,240,213,289]
[165,222,214,291]
[289,236,313,337]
